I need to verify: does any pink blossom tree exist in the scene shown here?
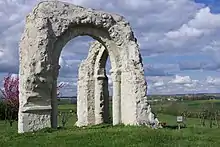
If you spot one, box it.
[0,74,19,125]
[0,74,19,108]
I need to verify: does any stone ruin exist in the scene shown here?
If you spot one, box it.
[18,1,160,133]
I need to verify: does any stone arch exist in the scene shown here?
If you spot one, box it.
[76,41,109,126]
[18,1,156,133]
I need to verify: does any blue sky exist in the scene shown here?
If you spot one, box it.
[195,0,220,13]
[0,0,220,96]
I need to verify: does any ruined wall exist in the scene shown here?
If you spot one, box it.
[76,42,109,126]
[19,1,156,133]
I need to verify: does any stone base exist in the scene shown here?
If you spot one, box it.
[75,121,89,127]
[18,110,51,133]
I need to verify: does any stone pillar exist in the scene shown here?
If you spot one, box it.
[76,62,96,127]
[51,64,60,129]
[94,74,109,124]
[110,69,121,125]
[51,80,58,128]
[103,75,109,123]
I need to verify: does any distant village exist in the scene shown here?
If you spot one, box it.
[56,93,220,104]
[147,93,220,102]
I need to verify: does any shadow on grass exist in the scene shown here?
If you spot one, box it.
[36,123,114,133]
[82,123,115,130]
[163,124,187,130]
[37,127,68,133]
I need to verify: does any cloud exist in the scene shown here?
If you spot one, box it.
[179,61,220,71]
[0,0,220,95]
[165,7,220,39]
[144,63,178,76]
[159,7,220,55]
[146,74,220,95]
[58,55,83,78]
[169,75,196,84]
[153,81,165,88]
[188,7,220,30]
[206,76,220,86]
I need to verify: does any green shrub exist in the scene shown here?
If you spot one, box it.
[0,100,18,122]
[0,101,6,120]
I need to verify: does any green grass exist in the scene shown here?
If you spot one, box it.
[151,99,220,118]
[1,103,220,146]
[58,104,76,111]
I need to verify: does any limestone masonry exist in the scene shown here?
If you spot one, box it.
[18,0,160,133]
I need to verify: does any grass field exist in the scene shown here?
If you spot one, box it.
[1,101,220,146]
[151,99,220,119]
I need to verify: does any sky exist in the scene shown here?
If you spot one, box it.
[0,0,220,96]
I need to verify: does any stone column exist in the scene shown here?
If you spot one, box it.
[76,62,96,127]
[51,64,60,129]
[94,74,109,124]
[103,75,109,123]
[110,69,121,125]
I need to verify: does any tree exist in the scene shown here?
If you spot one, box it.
[0,74,19,126]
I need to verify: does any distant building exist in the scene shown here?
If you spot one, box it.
[167,98,177,101]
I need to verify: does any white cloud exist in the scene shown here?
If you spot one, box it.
[107,74,112,85]
[188,7,220,30]
[166,24,204,39]
[165,7,220,40]
[159,6,220,55]
[146,74,220,95]
[169,75,193,84]
[206,76,220,86]
[153,81,165,87]
[0,0,220,95]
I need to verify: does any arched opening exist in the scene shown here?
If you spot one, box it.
[51,25,121,128]
[57,36,113,126]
